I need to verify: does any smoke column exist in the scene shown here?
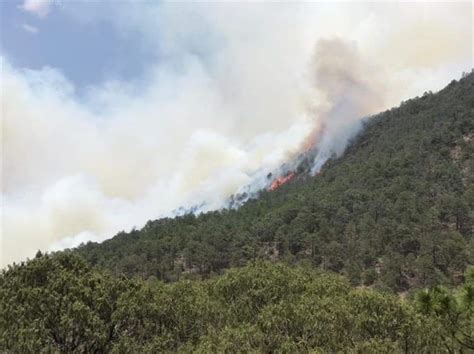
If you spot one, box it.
[307,38,386,174]
[1,2,471,266]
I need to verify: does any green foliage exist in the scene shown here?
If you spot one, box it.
[0,252,131,352]
[415,266,474,351]
[1,254,457,352]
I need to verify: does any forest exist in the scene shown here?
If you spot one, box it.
[1,73,473,351]
[75,72,473,293]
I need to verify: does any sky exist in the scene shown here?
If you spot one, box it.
[1,0,473,267]
[1,0,155,89]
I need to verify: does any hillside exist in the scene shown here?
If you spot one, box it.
[2,73,473,353]
[74,73,474,292]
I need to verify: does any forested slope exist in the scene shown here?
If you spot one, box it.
[75,73,474,292]
[2,73,473,353]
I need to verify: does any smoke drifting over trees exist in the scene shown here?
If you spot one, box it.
[1,2,472,266]
[306,38,386,174]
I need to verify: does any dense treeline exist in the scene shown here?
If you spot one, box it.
[75,73,474,292]
[1,253,473,352]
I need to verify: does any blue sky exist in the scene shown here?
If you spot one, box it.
[1,0,156,91]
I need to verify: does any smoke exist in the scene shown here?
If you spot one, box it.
[306,38,386,174]
[1,57,310,266]
[228,38,387,200]
[1,2,472,266]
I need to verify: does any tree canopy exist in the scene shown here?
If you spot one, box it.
[2,253,473,352]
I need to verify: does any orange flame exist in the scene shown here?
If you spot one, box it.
[269,172,296,191]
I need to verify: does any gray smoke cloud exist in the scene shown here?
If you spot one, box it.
[1,1,471,266]
[307,38,386,174]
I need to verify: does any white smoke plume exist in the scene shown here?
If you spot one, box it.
[1,2,472,266]
[307,38,386,174]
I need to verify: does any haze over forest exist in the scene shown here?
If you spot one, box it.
[1,1,472,266]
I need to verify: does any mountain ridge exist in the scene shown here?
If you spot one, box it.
[67,72,474,292]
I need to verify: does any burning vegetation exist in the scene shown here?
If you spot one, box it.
[268,172,296,191]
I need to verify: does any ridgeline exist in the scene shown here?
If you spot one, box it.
[76,72,473,292]
[1,72,473,352]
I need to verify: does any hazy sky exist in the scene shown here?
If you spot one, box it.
[1,0,472,266]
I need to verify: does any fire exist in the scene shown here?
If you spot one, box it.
[269,172,296,191]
